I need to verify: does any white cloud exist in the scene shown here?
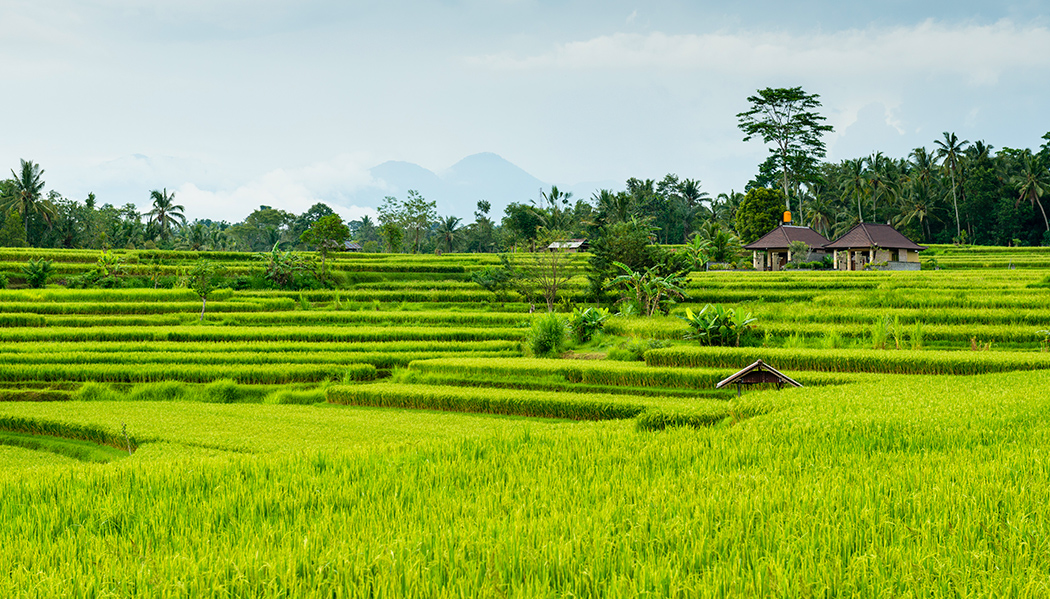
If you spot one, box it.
[468,19,1050,85]
[174,154,380,223]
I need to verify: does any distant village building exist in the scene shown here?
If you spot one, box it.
[547,239,589,252]
[343,241,363,252]
[743,226,831,271]
[823,223,925,271]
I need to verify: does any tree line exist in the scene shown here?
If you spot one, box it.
[2,87,1048,253]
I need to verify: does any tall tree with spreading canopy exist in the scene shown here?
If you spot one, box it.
[402,190,436,254]
[737,87,834,213]
[300,213,350,281]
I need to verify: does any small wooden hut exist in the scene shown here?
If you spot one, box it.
[715,360,803,397]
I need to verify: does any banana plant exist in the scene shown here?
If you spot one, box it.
[679,303,757,346]
[606,262,688,317]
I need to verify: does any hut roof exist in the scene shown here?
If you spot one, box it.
[547,239,589,250]
[742,226,831,251]
[823,223,926,251]
[715,360,803,389]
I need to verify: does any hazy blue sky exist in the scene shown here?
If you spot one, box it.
[1,0,1048,221]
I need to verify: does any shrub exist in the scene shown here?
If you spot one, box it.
[568,306,610,344]
[529,312,566,357]
[21,258,54,288]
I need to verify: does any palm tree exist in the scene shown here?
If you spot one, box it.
[865,152,896,223]
[591,189,634,226]
[934,132,969,238]
[840,158,869,222]
[1,159,56,245]
[909,147,936,189]
[677,178,709,241]
[1013,151,1050,232]
[894,179,943,242]
[147,188,187,241]
[436,215,462,253]
[804,189,835,238]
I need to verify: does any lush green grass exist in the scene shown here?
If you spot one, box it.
[3,371,1050,596]
[0,401,572,455]
[0,430,129,463]
[0,444,80,469]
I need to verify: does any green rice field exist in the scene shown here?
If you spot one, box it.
[2,247,1050,597]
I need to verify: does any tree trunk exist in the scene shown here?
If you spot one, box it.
[949,170,961,238]
[1037,196,1050,232]
[199,297,207,321]
[781,148,791,213]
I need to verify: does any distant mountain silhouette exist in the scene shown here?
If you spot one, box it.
[347,152,617,220]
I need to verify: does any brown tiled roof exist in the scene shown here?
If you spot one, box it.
[743,226,831,250]
[824,223,926,251]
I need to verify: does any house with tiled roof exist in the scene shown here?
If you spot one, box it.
[742,225,832,271]
[823,223,926,271]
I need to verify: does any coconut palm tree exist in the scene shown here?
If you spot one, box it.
[1,159,56,245]
[840,158,869,222]
[436,215,462,253]
[1013,151,1050,233]
[147,188,186,241]
[894,178,943,242]
[934,132,969,238]
[865,152,897,223]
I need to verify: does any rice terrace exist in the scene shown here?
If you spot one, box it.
[1,237,1050,596]
[3,11,1050,587]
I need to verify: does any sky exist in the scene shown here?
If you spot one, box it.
[1,0,1048,222]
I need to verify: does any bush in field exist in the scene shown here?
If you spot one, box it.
[679,304,757,347]
[187,259,218,321]
[568,306,610,344]
[0,272,7,289]
[529,312,566,357]
[256,242,312,289]
[21,258,54,288]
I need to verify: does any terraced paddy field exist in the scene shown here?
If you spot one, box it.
[3,247,1050,597]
